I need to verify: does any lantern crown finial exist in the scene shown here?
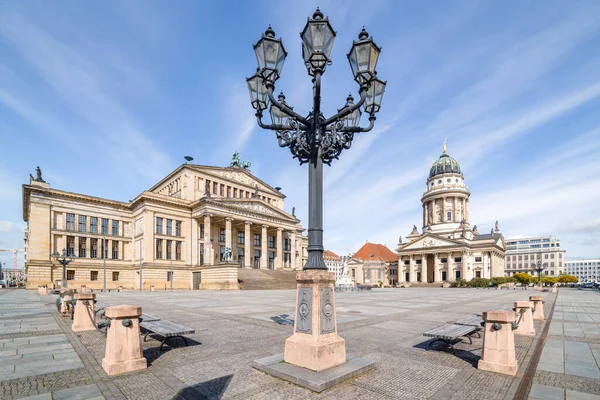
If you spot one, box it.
[265,25,275,38]
[346,93,354,104]
[278,91,286,102]
[313,7,324,20]
[358,27,369,40]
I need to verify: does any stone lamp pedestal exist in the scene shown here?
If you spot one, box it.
[72,293,96,332]
[101,305,147,376]
[529,295,545,320]
[513,301,536,337]
[478,310,518,376]
[284,270,345,371]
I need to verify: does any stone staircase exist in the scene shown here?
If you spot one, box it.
[238,269,298,290]
[405,282,445,288]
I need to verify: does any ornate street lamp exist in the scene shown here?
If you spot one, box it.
[247,8,384,377]
[532,259,544,286]
[51,248,75,289]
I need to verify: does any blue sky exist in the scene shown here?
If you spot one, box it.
[1,0,600,269]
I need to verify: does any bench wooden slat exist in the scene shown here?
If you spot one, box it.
[140,314,161,322]
[423,324,476,340]
[140,320,195,337]
[454,315,484,327]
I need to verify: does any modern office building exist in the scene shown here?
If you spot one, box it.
[504,236,566,277]
[22,162,308,290]
[566,259,600,283]
[396,142,506,282]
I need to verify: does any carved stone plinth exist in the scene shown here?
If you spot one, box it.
[513,301,535,337]
[478,310,518,376]
[529,295,545,320]
[101,305,147,376]
[72,293,96,332]
[284,270,345,372]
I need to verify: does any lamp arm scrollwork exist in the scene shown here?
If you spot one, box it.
[266,86,310,127]
[323,86,368,126]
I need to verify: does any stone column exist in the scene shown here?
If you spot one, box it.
[422,203,426,227]
[203,215,212,265]
[72,293,96,332]
[101,305,147,376]
[513,301,535,337]
[462,251,469,281]
[244,222,252,268]
[465,199,469,222]
[408,255,415,282]
[478,310,518,376]
[261,225,268,269]
[276,228,283,270]
[448,252,455,282]
[462,198,466,221]
[190,218,199,266]
[490,252,495,277]
[529,296,545,320]
[454,197,458,222]
[290,231,297,270]
[421,255,427,282]
[442,197,447,223]
[225,217,233,260]
[433,253,440,282]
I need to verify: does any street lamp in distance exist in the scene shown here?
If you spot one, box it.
[51,248,75,289]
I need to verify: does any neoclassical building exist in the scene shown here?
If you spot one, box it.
[397,143,505,283]
[347,242,398,286]
[22,163,308,290]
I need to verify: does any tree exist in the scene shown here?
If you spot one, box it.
[513,272,536,285]
[541,275,558,285]
[558,274,578,284]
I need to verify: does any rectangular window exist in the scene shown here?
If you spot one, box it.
[78,238,86,258]
[220,228,226,242]
[166,240,172,260]
[254,250,261,267]
[200,223,204,239]
[227,186,231,198]
[156,239,163,259]
[101,218,109,235]
[167,271,172,282]
[112,220,119,236]
[455,270,461,279]
[268,236,275,248]
[416,259,422,265]
[156,218,163,235]
[200,243,205,265]
[404,260,409,265]
[175,241,182,261]
[268,251,275,269]
[475,257,482,262]
[112,241,119,260]
[67,270,75,280]
[446,211,452,221]
[67,236,75,256]
[90,238,98,258]
[66,214,75,231]
[90,271,98,281]
[551,262,555,267]
[238,247,245,260]
[454,257,462,263]
[166,219,172,236]
[254,234,261,247]
[90,217,98,233]
[78,215,86,232]
[284,253,291,263]
[441,258,448,263]
[220,184,224,196]
[175,221,181,237]
[238,232,245,245]
[220,245,226,261]
[101,239,109,259]
[233,188,238,198]
[284,238,291,251]
[544,254,548,259]
[206,180,211,194]
[112,272,119,281]
[213,182,218,194]
[551,254,555,259]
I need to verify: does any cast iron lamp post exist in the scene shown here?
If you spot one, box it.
[247,8,386,270]
[51,248,75,289]
[532,259,544,286]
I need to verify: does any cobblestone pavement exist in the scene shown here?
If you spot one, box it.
[0,286,564,399]
[530,289,600,400]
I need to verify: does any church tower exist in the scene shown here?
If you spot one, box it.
[421,141,470,234]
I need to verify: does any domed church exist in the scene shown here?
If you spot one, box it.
[396,142,505,283]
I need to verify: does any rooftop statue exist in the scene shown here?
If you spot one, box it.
[292,207,296,217]
[495,220,499,232]
[230,151,251,170]
[34,166,46,183]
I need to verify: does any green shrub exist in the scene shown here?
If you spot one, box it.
[469,277,490,288]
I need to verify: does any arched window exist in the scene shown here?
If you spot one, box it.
[447,211,452,221]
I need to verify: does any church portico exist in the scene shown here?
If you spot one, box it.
[397,142,505,284]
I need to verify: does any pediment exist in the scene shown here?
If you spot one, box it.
[212,199,296,221]
[201,168,281,196]
[400,234,461,251]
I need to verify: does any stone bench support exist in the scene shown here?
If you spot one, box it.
[72,293,96,332]
[513,301,535,337]
[529,295,545,320]
[102,305,147,376]
[478,310,518,376]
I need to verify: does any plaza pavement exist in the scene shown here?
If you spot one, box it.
[0,286,599,399]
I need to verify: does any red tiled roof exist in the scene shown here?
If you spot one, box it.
[323,250,340,261]
[352,243,397,262]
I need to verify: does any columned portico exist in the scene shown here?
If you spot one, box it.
[261,225,268,269]
[408,255,415,282]
[204,214,213,265]
[276,228,283,269]
[433,253,440,282]
[244,222,252,268]
[225,217,233,256]
[421,255,427,282]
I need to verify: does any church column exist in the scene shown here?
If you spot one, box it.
[276,228,283,270]
[408,255,415,282]
[290,231,297,270]
[423,203,427,227]
[261,225,268,269]
[490,251,495,277]
[421,255,427,282]
[203,214,212,265]
[442,197,447,223]
[191,218,199,266]
[465,199,469,222]
[244,222,252,268]
[462,251,469,281]
[433,253,440,282]
[454,197,458,222]
[225,218,233,261]
[448,252,455,282]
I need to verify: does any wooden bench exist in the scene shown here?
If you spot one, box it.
[423,324,478,353]
[453,315,484,338]
[140,318,195,351]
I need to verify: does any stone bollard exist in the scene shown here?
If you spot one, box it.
[552,284,557,293]
[118,285,123,292]
[513,301,535,337]
[59,289,74,316]
[529,296,545,320]
[478,310,518,376]
[80,285,87,293]
[72,293,96,332]
[101,305,147,376]
[150,285,155,292]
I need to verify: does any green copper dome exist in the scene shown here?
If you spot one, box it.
[429,144,462,178]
